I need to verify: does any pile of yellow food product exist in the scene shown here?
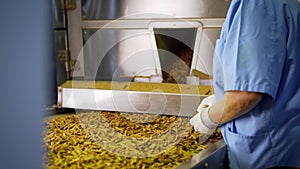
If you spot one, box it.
[43,111,221,169]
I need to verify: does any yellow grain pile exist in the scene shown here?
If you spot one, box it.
[43,111,221,169]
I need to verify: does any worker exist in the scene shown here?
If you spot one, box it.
[190,0,300,168]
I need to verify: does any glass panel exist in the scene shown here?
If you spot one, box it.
[54,31,67,50]
[51,0,65,28]
[54,31,67,85]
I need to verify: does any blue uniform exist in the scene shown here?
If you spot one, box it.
[213,0,300,168]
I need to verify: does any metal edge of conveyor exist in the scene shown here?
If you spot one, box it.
[57,87,207,117]
[176,139,228,169]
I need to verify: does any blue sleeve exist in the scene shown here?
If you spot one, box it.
[220,0,287,99]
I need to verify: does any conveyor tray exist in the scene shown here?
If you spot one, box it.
[58,80,213,117]
[177,139,228,169]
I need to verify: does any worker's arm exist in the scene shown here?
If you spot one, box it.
[209,91,264,125]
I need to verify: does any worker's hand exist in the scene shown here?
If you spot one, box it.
[190,95,218,135]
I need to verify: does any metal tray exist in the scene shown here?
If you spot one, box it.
[177,139,228,169]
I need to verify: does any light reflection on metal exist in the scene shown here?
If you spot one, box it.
[81,0,229,20]
[59,87,206,117]
[177,140,227,169]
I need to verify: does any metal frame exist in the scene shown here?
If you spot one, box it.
[81,18,225,29]
[66,0,84,77]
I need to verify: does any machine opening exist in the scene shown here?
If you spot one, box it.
[154,28,197,84]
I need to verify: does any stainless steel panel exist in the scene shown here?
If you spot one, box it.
[51,0,65,28]
[177,140,228,169]
[75,19,225,80]
[60,88,205,117]
[192,29,222,77]
[82,29,119,80]
[82,0,126,20]
[81,21,215,81]
[81,18,226,29]
[81,0,230,20]
[82,29,160,81]
[67,0,228,79]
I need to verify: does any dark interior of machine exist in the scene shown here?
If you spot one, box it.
[154,28,197,84]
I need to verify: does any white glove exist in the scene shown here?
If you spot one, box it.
[190,95,218,134]
[198,94,216,109]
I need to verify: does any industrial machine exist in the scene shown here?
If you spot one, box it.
[51,0,230,168]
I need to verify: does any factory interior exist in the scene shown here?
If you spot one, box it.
[2,0,300,168]
[43,0,230,168]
